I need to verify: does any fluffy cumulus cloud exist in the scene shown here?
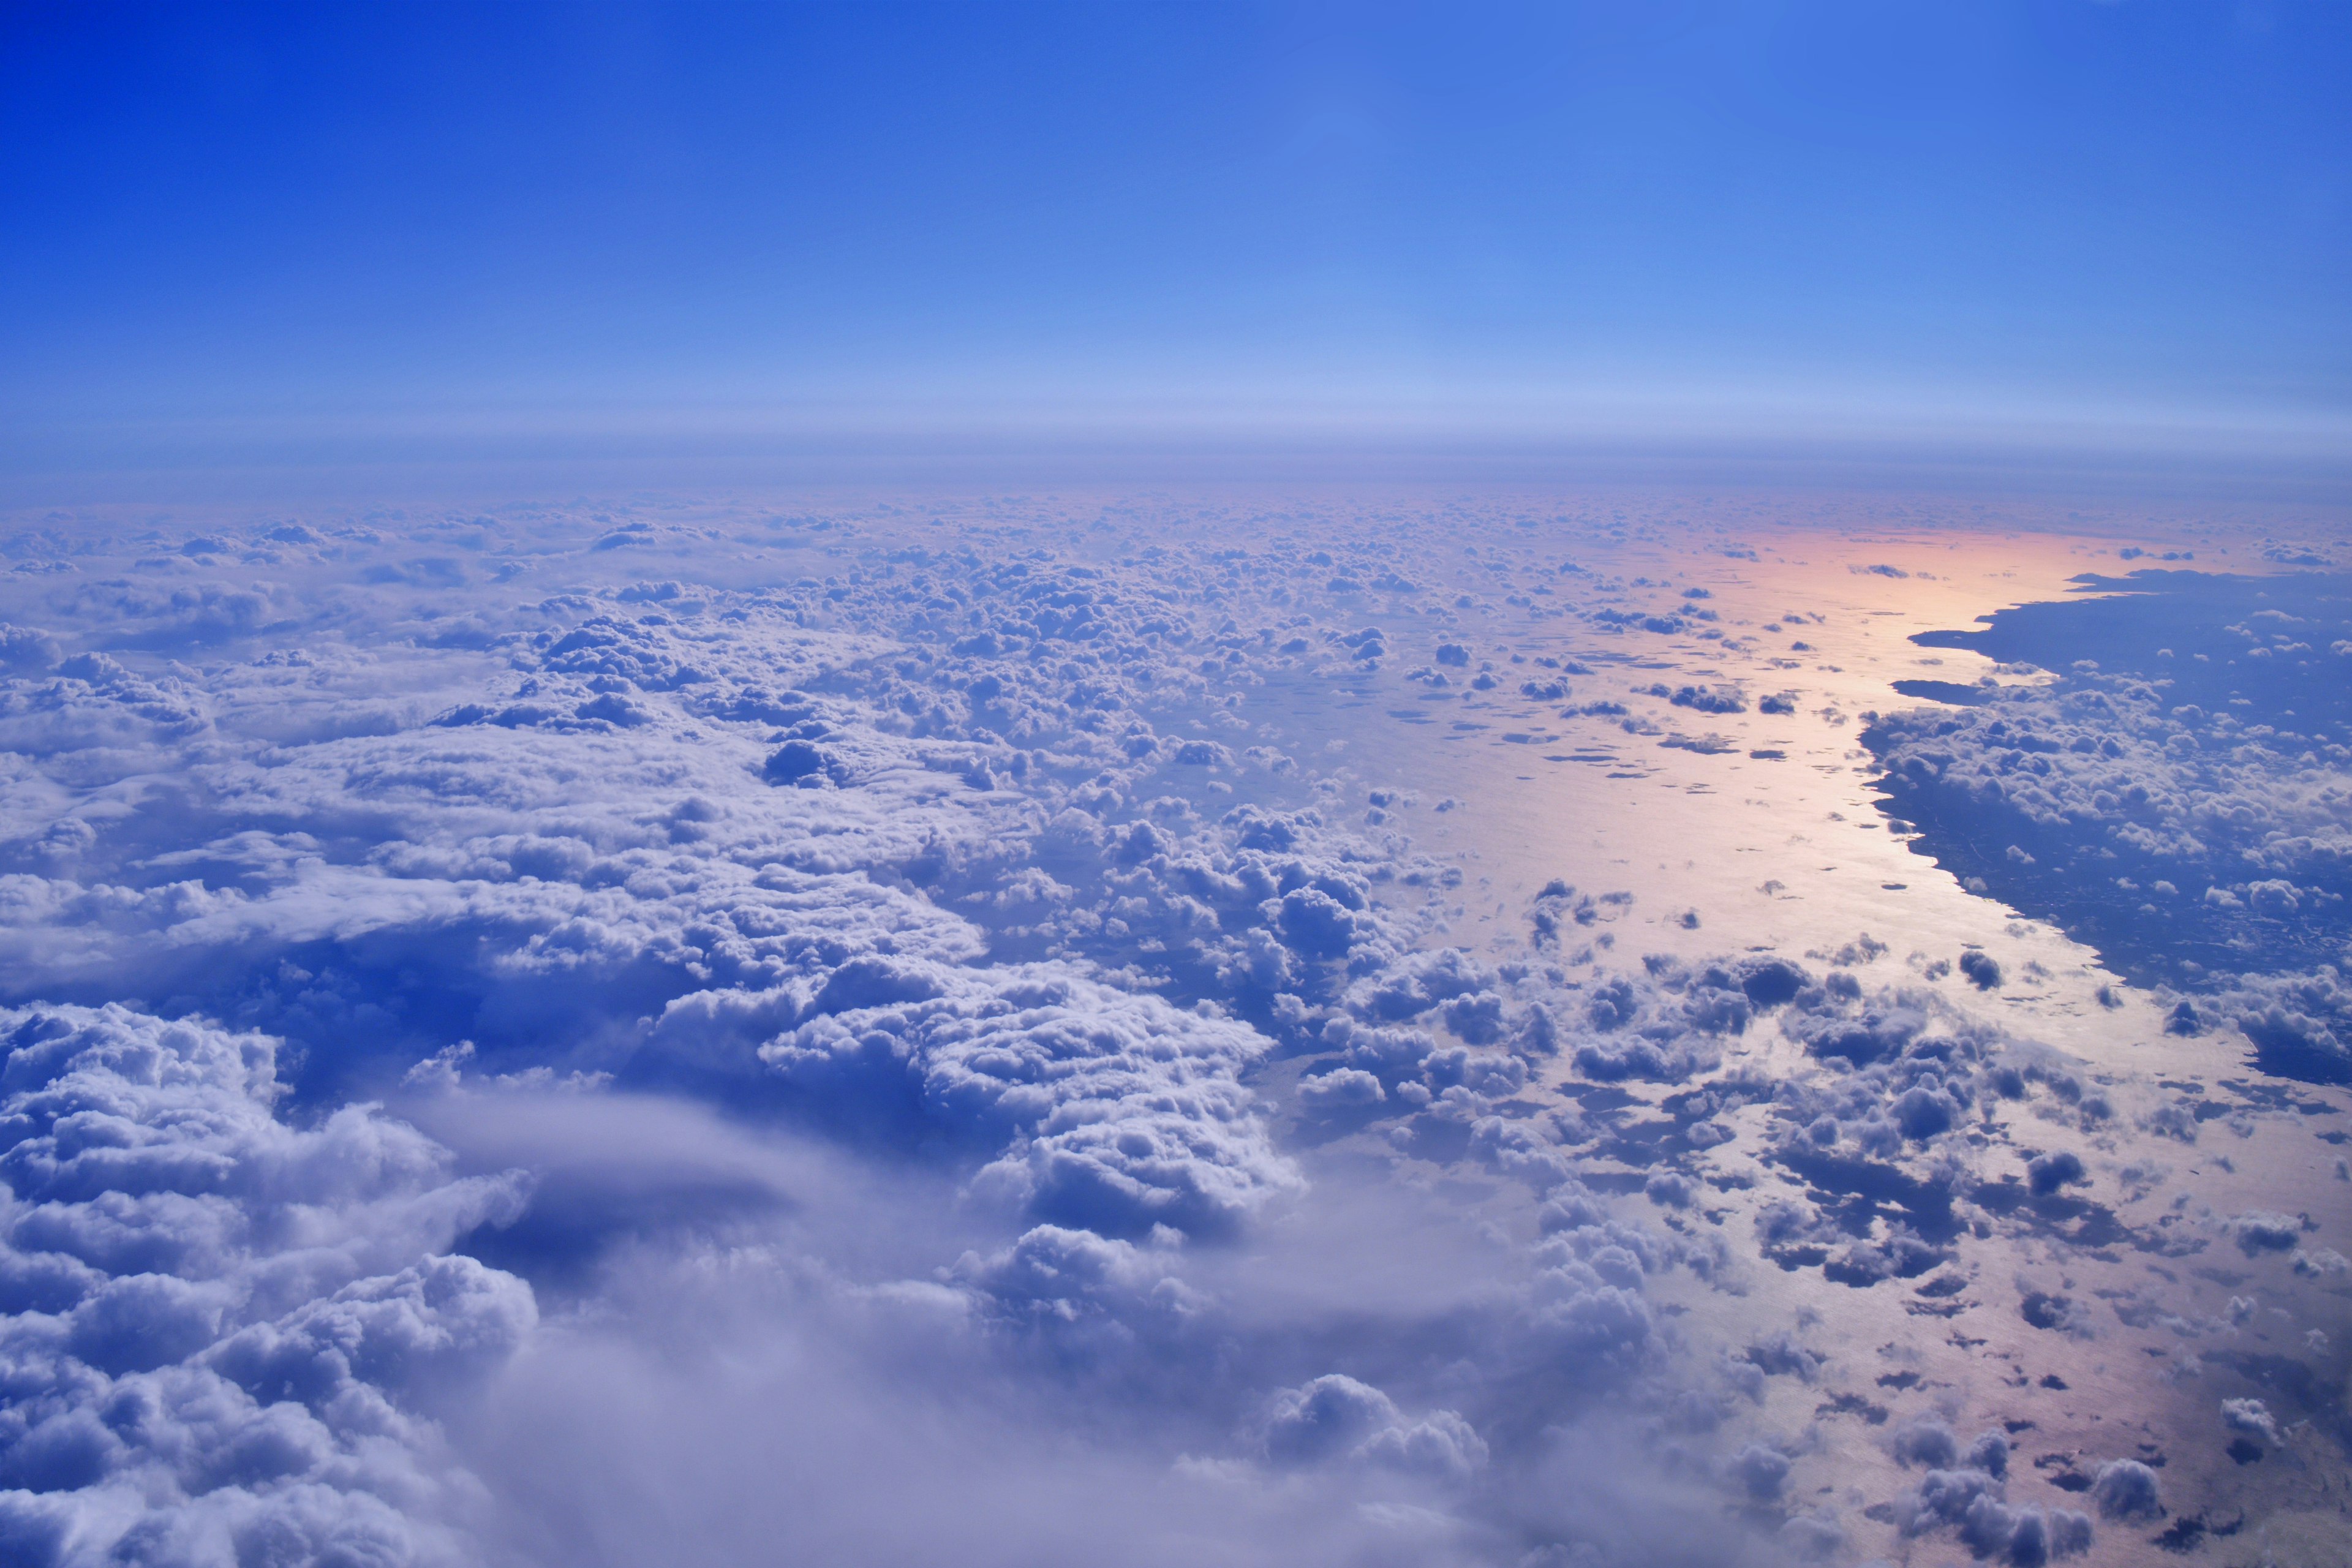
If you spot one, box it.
[0,505,2342,1566]
[0,1004,531,1567]
[752,960,1295,1237]
[1256,1374,1488,1482]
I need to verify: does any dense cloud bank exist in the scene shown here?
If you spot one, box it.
[0,505,2341,1565]
[1869,570,2352,1080]
[0,1005,530,1566]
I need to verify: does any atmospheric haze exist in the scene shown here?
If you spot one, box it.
[2,6,2348,1567]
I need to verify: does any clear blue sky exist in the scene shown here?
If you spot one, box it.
[4,1,2348,481]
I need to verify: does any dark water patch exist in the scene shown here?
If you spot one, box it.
[2241,1015,2352,1087]
[1890,679,1994,706]
[1773,1147,1963,1244]
[1907,569,2352,727]
[1868,570,2352,1082]
[1560,1082,1642,1113]
[2154,1512,2243,1553]
[2019,1291,2076,1330]
[1815,1392,1890,1425]
[1591,1117,1687,1167]
[1977,1177,2136,1249]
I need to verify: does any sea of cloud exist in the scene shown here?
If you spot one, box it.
[0,500,2341,1567]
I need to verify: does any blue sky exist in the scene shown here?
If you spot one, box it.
[4,1,2348,481]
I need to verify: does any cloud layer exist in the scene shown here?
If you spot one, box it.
[0,503,2340,1566]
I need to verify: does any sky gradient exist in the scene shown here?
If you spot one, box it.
[4,1,2349,489]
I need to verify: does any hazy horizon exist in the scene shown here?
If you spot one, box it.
[8,2,2349,505]
[2,9,2347,1568]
